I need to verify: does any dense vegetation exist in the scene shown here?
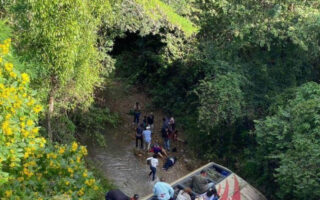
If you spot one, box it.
[0,0,319,199]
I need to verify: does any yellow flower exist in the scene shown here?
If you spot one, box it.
[9,71,17,78]
[71,142,78,152]
[80,146,88,155]
[85,179,95,186]
[32,127,39,134]
[33,105,43,113]
[58,147,65,154]
[4,63,13,72]
[4,38,11,44]
[9,162,16,168]
[27,98,35,106]
[0,57,2,63]
[21,73,30,84]
[27,119,34,127]
[77,188,84,196]
[82,170,88,178]
[5,114,11,120]
[5,190,12,198]
[93,185,99,191]
[24,152,29,159]
[65,181,70,186]
[67,167,74,174]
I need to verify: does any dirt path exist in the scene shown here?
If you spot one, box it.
[85,80,200,197]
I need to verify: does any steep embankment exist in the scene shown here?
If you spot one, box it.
[85,80,202,197]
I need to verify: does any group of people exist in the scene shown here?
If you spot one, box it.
[133,102,177,152]
[105,102,219,200]
[105,170,219,200]
[133,102,179,181]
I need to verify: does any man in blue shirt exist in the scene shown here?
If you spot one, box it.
[143,126,152,151]
[153,178,174,200]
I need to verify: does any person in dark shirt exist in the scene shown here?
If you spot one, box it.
[105,189,139,200]
[163,157,177,171]
[147,112,154,131]
[136,124,144,149]
[133,102,141,126]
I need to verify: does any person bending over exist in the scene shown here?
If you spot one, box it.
[151,142,168,158]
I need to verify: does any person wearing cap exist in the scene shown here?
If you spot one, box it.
[105,189,139,200]
[143,125,152,151]
[153,178,174,200]
[147,154,159,181]
[191,170,215,194]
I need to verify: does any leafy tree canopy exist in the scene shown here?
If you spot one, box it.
[255,82,320,199]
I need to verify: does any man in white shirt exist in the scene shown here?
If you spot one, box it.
[147,154,158,181]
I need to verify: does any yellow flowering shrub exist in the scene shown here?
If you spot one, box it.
[0,39,103,199]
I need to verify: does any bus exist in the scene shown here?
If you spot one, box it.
[142,162,266,200]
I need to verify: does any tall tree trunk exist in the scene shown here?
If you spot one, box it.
[47,92,54,141]
[47,76,57,141]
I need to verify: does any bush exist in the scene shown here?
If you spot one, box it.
[0,39,105,199]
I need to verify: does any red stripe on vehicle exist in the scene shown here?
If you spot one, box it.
[220,180,229,200]
[231,176,241,200]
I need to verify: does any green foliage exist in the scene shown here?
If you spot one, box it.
[7,0,107,110]
[113,1,320,199]
[0,36,106,199]
[73,105,120,144]
[255,82,320,199]
[135,0,198,37]
[194,72,244,131]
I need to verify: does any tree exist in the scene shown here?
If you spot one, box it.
[7,0,107,140]
[0,35,104,199]
[255,82,320,199]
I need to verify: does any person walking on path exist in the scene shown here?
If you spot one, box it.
[153,178,174,200]
[143,126,152,151]
[136,123,144,149]
[169,116,175,133]
[133,102,141,127]
[147,154,159,181]
[105,189,139,200]
[147,112,154,131]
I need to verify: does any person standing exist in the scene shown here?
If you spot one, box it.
[169,116,175,133]
[133,102,141,126]
[143,126,152,151]
[162,128,170,151]
[136,124,144,149]
[153,178,174,200]
[147,154,159,181]
[147,112,154,131]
